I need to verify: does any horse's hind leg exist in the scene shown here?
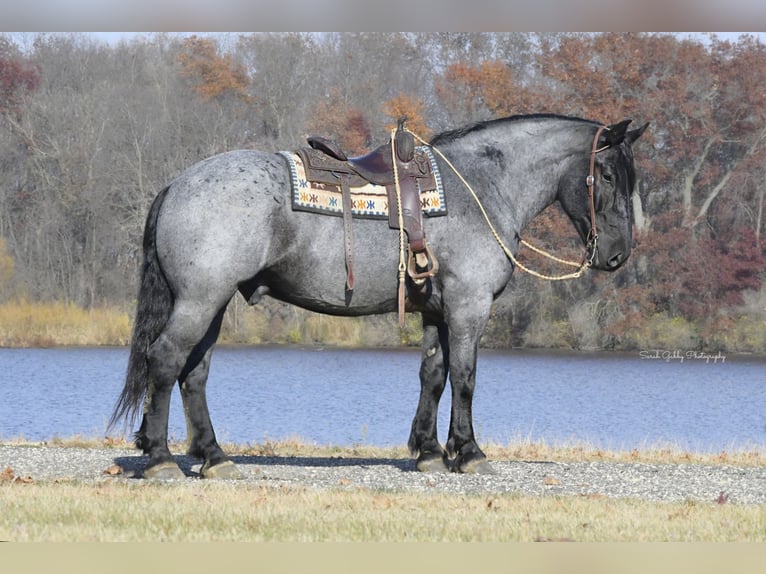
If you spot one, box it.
[137,300,230,479]
[408,316,450,472]
[179,310,242,479]
[136,331,188,479]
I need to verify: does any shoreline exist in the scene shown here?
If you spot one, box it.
[3,342,766,363]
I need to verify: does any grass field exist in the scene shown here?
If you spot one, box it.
[3,479,764,542]
[1,438,764,542]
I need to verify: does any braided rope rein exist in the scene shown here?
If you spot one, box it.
[390,128,409,325]
[407,128,604,281]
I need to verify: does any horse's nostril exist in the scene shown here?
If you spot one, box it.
[607,253,623,268]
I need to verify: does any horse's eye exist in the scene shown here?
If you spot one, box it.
[602,172,613,184]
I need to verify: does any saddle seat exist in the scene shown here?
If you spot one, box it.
[306,136,401,186]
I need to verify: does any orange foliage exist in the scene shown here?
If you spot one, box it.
[343,109,372,156]
[305,88,372,155]
[382,93,431,140]
[177,36,250,102]
[434,60,535,121]
[475,60,528,116]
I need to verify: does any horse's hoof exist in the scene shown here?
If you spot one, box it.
[143,461,185,480]
[465,460,496,474]
[457,458,496,475]
[416,454,450,473]
[201,460,243,479]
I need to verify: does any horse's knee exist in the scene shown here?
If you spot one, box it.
[419,348,447,399]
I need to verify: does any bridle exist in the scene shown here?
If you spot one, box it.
[584,124,610,267]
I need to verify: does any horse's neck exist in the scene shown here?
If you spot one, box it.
[443,130,573,234]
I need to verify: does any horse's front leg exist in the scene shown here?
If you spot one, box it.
[445,302,494,474]
[408,315,450,472]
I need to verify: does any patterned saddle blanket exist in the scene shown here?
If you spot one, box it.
[279,147,446,220]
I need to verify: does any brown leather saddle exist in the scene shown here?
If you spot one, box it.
[296,119,439,294]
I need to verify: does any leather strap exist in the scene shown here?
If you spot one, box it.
[340,175,355,292]
[586,125,607,248]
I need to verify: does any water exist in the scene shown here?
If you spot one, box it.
[0,346,764,453]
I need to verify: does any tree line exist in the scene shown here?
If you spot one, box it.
[1,32,764,351]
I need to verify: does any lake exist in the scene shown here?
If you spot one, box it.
[0,346,764,453]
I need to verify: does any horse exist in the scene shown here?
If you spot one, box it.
[109,113,648,479]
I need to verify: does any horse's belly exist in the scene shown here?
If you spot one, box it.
[266,239,402,316]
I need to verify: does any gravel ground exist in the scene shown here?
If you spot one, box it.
[2,445,765,504]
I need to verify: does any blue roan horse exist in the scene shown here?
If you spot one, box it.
[110,114,648,478]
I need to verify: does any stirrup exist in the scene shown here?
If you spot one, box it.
[407,245,439,285]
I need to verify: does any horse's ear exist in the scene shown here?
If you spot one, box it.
[625,121,649,145]
[600,120,649,148]
[600,119,632,147]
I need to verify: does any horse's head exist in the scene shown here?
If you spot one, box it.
[558,119,649,271]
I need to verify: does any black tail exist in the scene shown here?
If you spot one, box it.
[108,186,174,431]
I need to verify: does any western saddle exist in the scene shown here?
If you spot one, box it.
[297,119,439,307]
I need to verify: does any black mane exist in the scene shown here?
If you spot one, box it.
[430,113,598,146]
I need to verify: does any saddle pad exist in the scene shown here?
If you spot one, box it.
[279,148,446,220]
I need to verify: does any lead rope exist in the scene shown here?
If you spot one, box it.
[407,129,601,281]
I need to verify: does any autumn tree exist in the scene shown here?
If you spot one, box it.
[430,33,765,349]
[433,60,538,125]
[2,34,260,307]
[177,35,250,103]
[382,93,431,140]
[0,37,40,120]
[305,87,372,155]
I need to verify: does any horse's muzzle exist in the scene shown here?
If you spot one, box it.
[589,239,629,271]
[592,248,628,271]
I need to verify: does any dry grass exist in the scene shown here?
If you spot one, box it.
[0,300,131,347]
[0,298,420,348]
[1,474,764,542]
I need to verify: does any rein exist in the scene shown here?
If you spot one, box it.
[391,128,409,325]
[409,125,609,281]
